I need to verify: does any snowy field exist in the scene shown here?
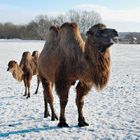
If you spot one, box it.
[0,40,140,140]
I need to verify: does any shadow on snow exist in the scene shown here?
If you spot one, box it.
[0,126,59,137]
[0,125,79,137]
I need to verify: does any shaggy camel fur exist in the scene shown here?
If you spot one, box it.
[7,51,40,98]
[38,22,118,127]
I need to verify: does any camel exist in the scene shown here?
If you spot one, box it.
[38,22,118,127]
[7,50,40,98]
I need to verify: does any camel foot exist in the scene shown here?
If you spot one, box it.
[78,117,89,127]
[51,114,58,121]
[57,122,69,128]
[44,112,50,118]
[26,96,30,99]
[34,91,38,94]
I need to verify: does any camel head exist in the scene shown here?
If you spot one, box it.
[86,23,118,52]
[7,60,23,82]
[7,60,18,73]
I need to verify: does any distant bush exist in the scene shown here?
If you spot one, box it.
[0,10,101,40]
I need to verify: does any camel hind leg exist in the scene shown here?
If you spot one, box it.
[76,81,92,127]
[34,75,40,94]
[23,78,30,98]
[23,78,27,96]
[26,79,31,98]
[41,78,58,121]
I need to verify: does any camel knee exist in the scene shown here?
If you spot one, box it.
[60,99,68,108]
[76,98,84,107]
[76,82,92,96]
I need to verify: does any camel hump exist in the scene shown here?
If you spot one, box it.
[45,26,59,44]
[59,22,79,37]
[22,51,32,60]
[32,51,39,59]
[32,50,38,56]
[32,50,39,63]
[60,22,78,29]
[19,51,32,67]
[58,22,85,56]
[49,26,59,34]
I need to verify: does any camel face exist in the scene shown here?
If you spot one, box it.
[87,23,118,52]
[7,60,17,72]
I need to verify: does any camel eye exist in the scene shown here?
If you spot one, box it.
[100,30,109,37]
[95,30,103,37]
[86,30,93,36]
[99,30,105,34]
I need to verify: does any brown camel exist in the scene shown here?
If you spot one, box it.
[38,22,118,127]
[7,50,40,98]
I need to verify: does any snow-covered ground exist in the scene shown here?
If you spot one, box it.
[0,40,140,140]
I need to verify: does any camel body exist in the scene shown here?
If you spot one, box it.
[7,51,40,98]
[38,22,118,127]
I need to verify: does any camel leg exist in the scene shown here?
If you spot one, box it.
[76,82,92,127]
[23,79,27,96]
[42,79,58,120]
[56,81,70,127]
[34,75,40,94]
[26,79,31,98]
[41,78,50,117]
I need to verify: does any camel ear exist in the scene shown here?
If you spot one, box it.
[13,61,17,65]
[86,30,93,36]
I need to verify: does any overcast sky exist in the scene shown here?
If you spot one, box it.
[0,0,140,32]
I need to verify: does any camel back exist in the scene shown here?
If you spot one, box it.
[56,22,86,77]
[32,51,39,65]
[19,51,38,75]
[59,23,85,61]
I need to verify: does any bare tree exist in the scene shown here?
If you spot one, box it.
[0,10,102,40]
[34,15,52,39]
[50,14,67,26]
[67,10,102,34]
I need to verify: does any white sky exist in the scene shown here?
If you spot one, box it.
[0,1,140,32]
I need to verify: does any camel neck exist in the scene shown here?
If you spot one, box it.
[12,65,23,82]
[84,40,111,90]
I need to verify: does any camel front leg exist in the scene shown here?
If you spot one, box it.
[41,78,58,120]
[76,82,92,127]
[56,81,70,127]
[46,82,58,121]
[26,79,31,98]
[58,98,69,127]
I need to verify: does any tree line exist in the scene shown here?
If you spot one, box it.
[119,32,140,44]
[0,10,101,40]
[125,33,140,44]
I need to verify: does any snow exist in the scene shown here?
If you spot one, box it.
[0,41,140,140]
